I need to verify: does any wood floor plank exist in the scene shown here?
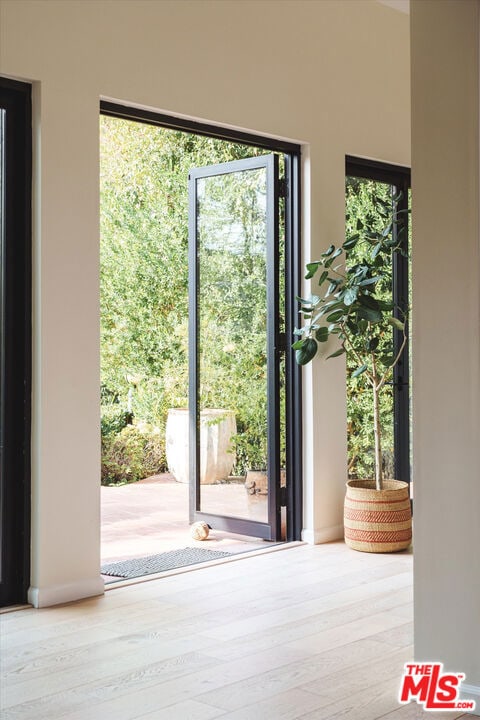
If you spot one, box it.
[201,687,329,720]
[371,621,414,649]
[45,646,313,720]
[0,598,180,648]
[1,651,222,720]
[378,704,469,719]
[199,600,410,668]
[388,603,413,620]
[135,699,226,720]
[196,639,404,712]
[300,645,413,699]
[296,678,403,719]
[2,633,219,707]
[284,612,411,656]
[199,585,412,644]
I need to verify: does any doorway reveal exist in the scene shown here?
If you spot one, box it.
[99,103,301,581]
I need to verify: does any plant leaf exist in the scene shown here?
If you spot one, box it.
[359,276,381,287]
[352,364,368,378]
[358,294,380,310]
[292,339,306,349]
[295,338,318,365]
[305,262,320,280]
[380,355,394,366]
[326,310,345,323]
[343,288,358,306]
[357,307,383,323]
[296,295,313,305]
[317,269,329,286]
[342,234,359,250]
[388,316,405,331]
[327,347,346,359]
[315,327,329,342]
[376,299,394,311]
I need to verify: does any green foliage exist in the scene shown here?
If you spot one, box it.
[100,116,274,478]
[231,414,268,473]
[101,424,167,486]
[100,404,132,437]
[345,178,396,479]
[294,179,409,486]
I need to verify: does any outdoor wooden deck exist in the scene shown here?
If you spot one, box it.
[101,474,273,567]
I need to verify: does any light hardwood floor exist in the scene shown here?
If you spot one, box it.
[0,542,471,720]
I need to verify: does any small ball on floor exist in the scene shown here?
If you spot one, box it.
[191,521,210,540]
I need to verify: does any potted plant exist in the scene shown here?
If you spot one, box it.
[293,194,412,552]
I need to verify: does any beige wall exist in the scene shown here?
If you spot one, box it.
[411,0,480,700]
[0,0,410,605]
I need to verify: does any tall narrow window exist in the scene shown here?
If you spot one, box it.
[0,78,32,607]
[345,157,411,488]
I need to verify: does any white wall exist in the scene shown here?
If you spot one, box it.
[0,0,410,605]
[411,0,480,704]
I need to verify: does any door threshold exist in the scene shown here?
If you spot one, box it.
[0,603,32,614]
[103,540,305,591]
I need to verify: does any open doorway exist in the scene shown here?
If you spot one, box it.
[99,105,301,583]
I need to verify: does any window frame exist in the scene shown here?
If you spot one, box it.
[0,77,32,607]
[345,155,411,487]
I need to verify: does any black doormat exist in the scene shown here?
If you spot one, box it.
[101,547,234,579]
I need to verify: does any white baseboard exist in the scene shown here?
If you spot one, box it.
[302,524,344,544]
[28,576,105,608]
[461,683,480,716]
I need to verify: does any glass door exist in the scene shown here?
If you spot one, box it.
[0,78,31,607]
[189,155,283,540]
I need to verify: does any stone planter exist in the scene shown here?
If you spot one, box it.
[245,470,268,495]
[166,408,236,485]
[244,469,286,496]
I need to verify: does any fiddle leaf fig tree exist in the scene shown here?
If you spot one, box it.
[293,197,409,490]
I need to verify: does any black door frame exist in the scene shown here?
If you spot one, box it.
[0,77,32,607]
[189,154,282,540]
[346,155,411,487]
[100,101,303,542]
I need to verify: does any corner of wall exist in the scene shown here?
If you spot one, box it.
[28,576,104,608]
[301,525,344,544]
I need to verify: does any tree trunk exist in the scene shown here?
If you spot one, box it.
[372,357,383,491]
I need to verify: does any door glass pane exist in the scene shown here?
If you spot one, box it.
[196,167,268,522]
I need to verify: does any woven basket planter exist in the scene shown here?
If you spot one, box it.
[344,479,412,553]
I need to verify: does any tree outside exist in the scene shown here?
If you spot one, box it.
[100,116,273,484]
[345,176,396,480]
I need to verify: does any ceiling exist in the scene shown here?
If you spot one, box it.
[377,0,410,14]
